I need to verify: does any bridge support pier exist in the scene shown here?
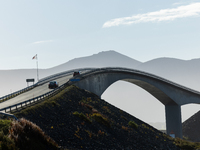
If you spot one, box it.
[165,104,182,138]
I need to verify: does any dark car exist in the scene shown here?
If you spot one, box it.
[48,81,58,89]
[73,71,80,77]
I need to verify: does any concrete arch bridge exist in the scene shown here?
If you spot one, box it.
[71,67,200,138]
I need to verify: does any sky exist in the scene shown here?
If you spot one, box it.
[0,0,200,70]
[1,0,200,128]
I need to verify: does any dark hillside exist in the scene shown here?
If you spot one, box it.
[183,110,200,142]
[14,85,180,150]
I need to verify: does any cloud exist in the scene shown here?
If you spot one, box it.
[103,2,200,28]
[32,40,53,44]
[172,2,187,6]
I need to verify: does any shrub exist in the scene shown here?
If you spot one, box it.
[8,118,58,150]
[121,116,127,120]
[92,109,98,113]
[102,106,111,113]
[85,104,93,110]
[91,113,110,127]
[122,126,128,131]
[98,130,105,136]
[87,97,92,102]
[51,101,57,106]
[0,120,12,135]
[0,119,16,149]
[0,131,16,150]
[173,138,200,149]
[128,121,138,129]
[85,130,93,138]
[73,111,92,123]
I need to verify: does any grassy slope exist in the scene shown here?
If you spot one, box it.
[0,85,198,149]
[0,118,59,150]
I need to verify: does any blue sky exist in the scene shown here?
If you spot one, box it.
[0,0,200,69]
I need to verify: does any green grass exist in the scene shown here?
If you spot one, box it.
[128,121,138,129]
[0,119,16,150]
[0,120,12,135]
[0,118,60,150]
[9,118,58,150]
[173,137,200,150]
[14,85,73,117]
[10,85,200,149]
[0,87,35,103]
[91,113,110,127]
[73,111,92,123]
[0,131,16,150]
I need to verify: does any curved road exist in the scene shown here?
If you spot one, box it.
[0,74,73,110]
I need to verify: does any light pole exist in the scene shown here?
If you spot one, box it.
[32,54,39,81]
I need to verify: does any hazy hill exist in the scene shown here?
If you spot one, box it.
[136,57,200,91]
[47,50,142,74]
[1,50,200,129]
[4,51,200,97]
[0,50,141,97]
[0,69,38,97]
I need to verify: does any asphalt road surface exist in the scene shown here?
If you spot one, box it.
[0,74,73,110]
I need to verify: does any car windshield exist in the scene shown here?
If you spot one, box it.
[50,81,56,84]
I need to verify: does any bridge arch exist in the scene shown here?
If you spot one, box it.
[73,68,200,138]
[101,80,165,124]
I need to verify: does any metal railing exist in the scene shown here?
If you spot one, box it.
[2,67,198,113]
[0,67,97,113]
[0,68,96,103]
[0,81,70,113]
[0,84,36,103]
[0,112,18,120]
[37,68,96,86]
[0,68,94,118]
[0,68,95,114]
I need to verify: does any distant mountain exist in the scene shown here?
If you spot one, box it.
[0,69,37,97]
[1,50,200,129]
[0,50,142,97]
[136,57,200,91]
[47,50,142,75]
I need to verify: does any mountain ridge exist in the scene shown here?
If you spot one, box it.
[1,50,200,129]
[48,50,142,73]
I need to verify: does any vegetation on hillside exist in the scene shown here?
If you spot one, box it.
[0,118,59,150]
[0,119,16,150]
[0,85,200,149]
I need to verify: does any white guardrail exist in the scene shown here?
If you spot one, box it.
[0,81,69,113]
[0,68,96,114]
[0,68,96,103]
[0,84,36,103]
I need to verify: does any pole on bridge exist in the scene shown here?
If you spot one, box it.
[165,104,182,138]
[32,54,39,82]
